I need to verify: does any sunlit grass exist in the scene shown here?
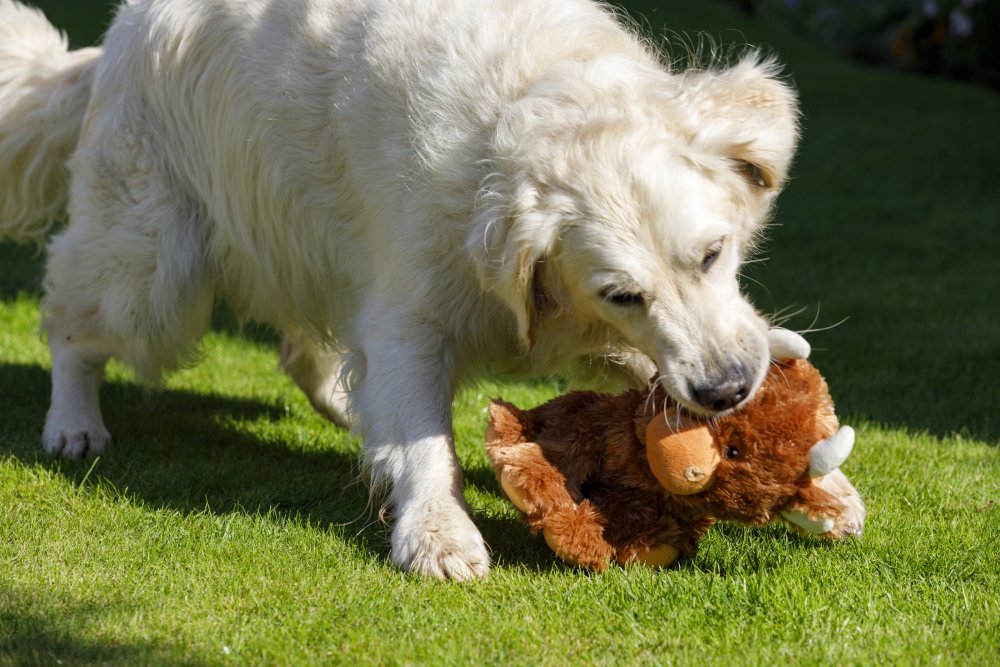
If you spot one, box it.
[2,0,998,664]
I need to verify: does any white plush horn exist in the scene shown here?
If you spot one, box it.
[767,328,811,362]
[808,426,855,477]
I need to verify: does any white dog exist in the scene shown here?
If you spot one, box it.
[0,0,861,578]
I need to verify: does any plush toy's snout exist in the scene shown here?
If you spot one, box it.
[645,415,718,495]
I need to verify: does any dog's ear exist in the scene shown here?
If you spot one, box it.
[467,176,559,351]
[671,54,800,190]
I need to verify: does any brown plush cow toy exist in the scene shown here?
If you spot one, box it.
[485,330,865,571]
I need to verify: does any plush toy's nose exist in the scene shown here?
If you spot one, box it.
[690,364,751,412]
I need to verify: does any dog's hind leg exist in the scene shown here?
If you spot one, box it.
[279,327,354,430]
[40,144,214,458]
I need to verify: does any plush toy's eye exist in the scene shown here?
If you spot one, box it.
[725,445,739,459]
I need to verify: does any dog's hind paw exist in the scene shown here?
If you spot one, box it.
[42,416,111,459]
[391,500,491,581]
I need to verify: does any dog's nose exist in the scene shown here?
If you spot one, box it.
[690,365,751,412]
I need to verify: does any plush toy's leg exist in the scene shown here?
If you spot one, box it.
[541,502,615,571]
[608,510,714,569]
[813,469,865,538]
[492,443,581,514]
[781,470,864,539]
[485,435,616,570]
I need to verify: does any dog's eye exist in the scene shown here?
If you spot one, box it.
[737,161,770,189]
[601,288,645,307]
[726,445,739,459]
[701,243,723,273]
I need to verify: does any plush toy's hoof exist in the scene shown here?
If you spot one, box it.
[625,544,680,568]
[500,468,533,513]
[542,527,580,566]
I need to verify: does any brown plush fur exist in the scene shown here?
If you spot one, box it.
[485,359,849,571]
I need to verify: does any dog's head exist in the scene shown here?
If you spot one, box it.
[471,53,799,416]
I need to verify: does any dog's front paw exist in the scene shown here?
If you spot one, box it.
[42,414,111,459]
[391,499,490,580]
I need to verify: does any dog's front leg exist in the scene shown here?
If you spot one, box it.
[354,322,489,580]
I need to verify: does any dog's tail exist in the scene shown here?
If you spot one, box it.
[0,0,101,244]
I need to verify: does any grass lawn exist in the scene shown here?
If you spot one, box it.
[2,0,998,664]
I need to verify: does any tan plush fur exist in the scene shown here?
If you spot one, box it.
[485,359,863,571]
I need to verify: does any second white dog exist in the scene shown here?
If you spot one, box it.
[0,0,829,578]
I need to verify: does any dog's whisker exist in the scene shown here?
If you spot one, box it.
[766,304,809,328]
[738,272,770,294]
[796,316,850,335]
[770,359,792,391]
[644,373,670,417]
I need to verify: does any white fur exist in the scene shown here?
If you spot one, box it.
[0,0,800,578]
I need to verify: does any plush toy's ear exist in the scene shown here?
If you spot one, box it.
[644,410,719,495]
[485,400,531,449]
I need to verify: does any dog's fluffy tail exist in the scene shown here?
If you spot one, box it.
[0,0,100,244]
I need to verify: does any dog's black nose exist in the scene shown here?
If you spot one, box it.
[691,365,751,412]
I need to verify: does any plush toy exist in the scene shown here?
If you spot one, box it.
[484,330,864,571]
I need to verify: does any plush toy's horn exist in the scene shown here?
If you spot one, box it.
[767,328,810,362]
[808,426,855,477]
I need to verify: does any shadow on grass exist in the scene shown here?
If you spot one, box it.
[0,362,563,575]
[685,521,858,577]
[0,595,199,666]
[0,241,44,300]
[0,362,390,560]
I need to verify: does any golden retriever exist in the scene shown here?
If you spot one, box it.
[0,0,851,579]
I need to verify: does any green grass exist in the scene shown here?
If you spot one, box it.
[2,0,999,664]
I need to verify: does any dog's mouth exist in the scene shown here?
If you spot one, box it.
[664,395,746,421]
[655,358,767,418]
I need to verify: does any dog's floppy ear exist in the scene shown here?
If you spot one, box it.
[671,54,800,190]
[467,175,559,350]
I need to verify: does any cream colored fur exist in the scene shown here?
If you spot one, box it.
[0,0,806,579]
